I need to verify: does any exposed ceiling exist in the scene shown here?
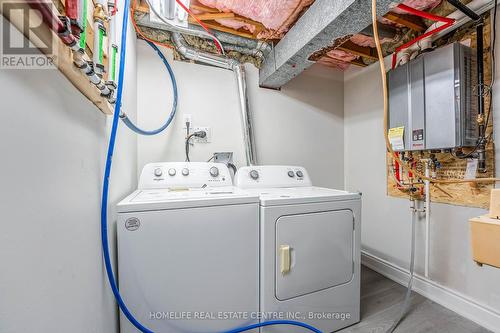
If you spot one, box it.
[134,0,479,88]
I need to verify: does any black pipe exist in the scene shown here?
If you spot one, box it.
[447,0,486,172]
[476,22,487,172]
[447,0,481,20]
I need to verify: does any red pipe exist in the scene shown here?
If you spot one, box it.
[27,0,76,46]
[174,0,223,54]
[394,152,402,188]
[392,4,455,69]
[65,0,78,20]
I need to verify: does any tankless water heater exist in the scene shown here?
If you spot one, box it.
[388,42,478,151]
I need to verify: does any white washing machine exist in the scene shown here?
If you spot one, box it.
[235,166,361,333]
[117,162,260,333]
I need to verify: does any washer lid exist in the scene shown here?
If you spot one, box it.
[117,186,259,212]
[245,187,360,206]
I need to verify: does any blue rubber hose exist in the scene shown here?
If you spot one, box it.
[101,1,155,332]
[120,40,178,136]
[224,320,322,333]
[101,3,322,333]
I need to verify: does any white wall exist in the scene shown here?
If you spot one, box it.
[136,41,345,188]
[343,10,500,330]
[0,14,137,333]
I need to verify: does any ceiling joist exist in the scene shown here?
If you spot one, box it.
[383,12,427,32]
[337,40,378,60]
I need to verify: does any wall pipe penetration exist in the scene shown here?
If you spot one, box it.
[172,32,257,166]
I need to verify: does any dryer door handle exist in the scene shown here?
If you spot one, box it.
[279,245,291,275]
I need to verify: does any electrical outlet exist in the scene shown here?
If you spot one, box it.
[183,114,192,125]
[193,127,211,143]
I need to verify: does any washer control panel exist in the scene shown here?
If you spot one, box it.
[235,166,312,188]
[139,162,232,189]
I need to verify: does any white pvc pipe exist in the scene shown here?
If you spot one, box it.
[398,0,494,65]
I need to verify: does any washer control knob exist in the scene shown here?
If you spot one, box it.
[168,168,176,176]
[249,170,259,180]
[210,166,219,177]
[287,171,295,178]
[154,168,163,177]
[182,168,189,176]
[296,170,304,178]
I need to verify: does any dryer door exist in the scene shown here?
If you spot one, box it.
[275,210,354,301]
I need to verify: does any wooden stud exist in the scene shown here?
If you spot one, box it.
[383,12,426,32]
[337,40,378,60]
[232,15,265,30]
[190,3,220,13]
[195,12,235,20]
[349,58,367,67]
[187,17,256,39]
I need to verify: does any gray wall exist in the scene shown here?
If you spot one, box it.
[0,15,137,333]
[136,40,345,189]
[343,18,500,322]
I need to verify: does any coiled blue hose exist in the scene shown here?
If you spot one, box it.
[120,40,178,136]
[101,3,322,333]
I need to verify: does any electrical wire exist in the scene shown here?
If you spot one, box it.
[227,162,237,176]
[185,132,197,162]
[174,0,225,55]
[131,0,174,49]
[372,0,500,184]
[144,0,225,54]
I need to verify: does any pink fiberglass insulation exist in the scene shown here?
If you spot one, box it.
[326,49,358,62]
[317,57,351,71]
[392,0,442,14]
[350,34,394,48]
[351,34,377,48]
[198,0,314,37]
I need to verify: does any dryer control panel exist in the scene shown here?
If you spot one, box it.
[139,162,232,189]
[235,166,312,188]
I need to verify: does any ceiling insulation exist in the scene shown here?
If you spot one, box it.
[134,0,482,84]
[132,11,263,68]
[392,0,442,13]
[195,0,315,38]
[316,0,444,70]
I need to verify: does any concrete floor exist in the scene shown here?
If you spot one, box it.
[338,266,491,333]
